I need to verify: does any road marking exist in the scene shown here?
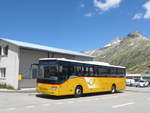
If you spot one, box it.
[112,102,134,108]
[77,98,100,102]
[43,103,51,106]
[67,101,74,103]
[90,98,99,101]
[78,99,90,102]
[25,105,35,109]
[55,102,63,105]
[7,107,16,111]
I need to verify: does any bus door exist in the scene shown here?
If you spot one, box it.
[58,64,74,95]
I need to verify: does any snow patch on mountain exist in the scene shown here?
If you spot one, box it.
[104,38,122,48]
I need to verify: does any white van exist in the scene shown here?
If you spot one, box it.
[126,79,135,86]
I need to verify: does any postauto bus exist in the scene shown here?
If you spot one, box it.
[36,58,126,97]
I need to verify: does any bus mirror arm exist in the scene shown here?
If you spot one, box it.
[69,75,78,79]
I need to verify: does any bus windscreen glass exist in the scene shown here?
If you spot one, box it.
[38,61,68,84]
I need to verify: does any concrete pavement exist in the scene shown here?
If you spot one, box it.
[0,88,35,93]
[0,87,150,113]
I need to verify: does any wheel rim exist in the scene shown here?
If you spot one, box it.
[76,88,81,95]
[75,86,82,97]
[111,86,116,93]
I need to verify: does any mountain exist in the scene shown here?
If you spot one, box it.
[82,31,150,74]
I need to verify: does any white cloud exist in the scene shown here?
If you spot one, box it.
[133,13,143,20]
[133,1,150,20]
[84,13,93,17]
[143,1,150,19]
[93,0,122,11]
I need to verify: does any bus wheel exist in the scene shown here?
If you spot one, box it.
[74,86,83,97]
[111,85,116,93]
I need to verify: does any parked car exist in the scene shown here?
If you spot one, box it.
[136,80,149,87]
[132,79,140,87]
[145,80,150,87]
[126,79,135,86]
[148,81,150,87]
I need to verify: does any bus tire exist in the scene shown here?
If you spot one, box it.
[74,86,83,97]
[111,84,116,93]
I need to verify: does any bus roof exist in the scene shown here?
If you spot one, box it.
[39,58,126,69]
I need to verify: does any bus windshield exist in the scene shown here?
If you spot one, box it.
[39,64,58,80]
[38,61,68,83]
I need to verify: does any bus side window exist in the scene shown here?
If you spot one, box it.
[59,66,63,72]
[123,69,126,76]
[80,66,84,76]
[74,66,82,76]
[99,66,107,77]
[62,65,68,74]
[69,65,75,76]
[116,68,120,77]
[59,64,70,79]
[93,66,98,77]
[110,68,113,77]
[84,67,89,76]
[119,68,126,77]
[110,67,116,77]
[96,67,99,77]
[89,66,94,76]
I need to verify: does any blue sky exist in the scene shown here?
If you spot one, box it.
[0,0,150,51]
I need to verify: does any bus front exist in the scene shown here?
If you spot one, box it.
[36,59,68,96]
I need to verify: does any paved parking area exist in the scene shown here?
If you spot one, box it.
[0,87,150,113]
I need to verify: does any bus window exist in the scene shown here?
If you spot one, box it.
[38,64,59,80]
[117,68,126,77]
[77,66,82,74]
[59,64,73,80]
[93,66,99,77]
[109,67,116,77]
[99,66,108,77]
[60,64,68,75]
[84,66,89,76]
[79,66,85,76]
[89,66,94,76]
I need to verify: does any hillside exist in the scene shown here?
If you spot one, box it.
[82,31,150,74]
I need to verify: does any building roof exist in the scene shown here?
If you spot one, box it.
[40,58,126,68]
[0,38,94,58]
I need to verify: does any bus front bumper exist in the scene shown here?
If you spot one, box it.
[36,83,60,96]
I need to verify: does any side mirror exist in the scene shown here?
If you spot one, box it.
[69,75,77,79]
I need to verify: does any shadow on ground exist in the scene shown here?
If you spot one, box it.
[36,91,123,100]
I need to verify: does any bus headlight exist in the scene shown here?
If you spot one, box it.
[51,87,57,91]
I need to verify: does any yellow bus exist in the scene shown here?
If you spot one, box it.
[36,58,126,97]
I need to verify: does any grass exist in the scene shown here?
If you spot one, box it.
[0,83,14,90]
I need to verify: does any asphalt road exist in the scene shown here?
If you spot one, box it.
[0,87,150,113]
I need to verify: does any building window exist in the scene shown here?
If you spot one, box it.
[4,45,8,56]
[0,68,6,78]
[0,45,9,56]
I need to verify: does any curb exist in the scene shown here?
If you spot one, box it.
[0,88,36,93]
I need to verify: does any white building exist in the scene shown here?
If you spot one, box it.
[0,38,93,89]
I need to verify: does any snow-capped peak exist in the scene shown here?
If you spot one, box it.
[104,38,122,48]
